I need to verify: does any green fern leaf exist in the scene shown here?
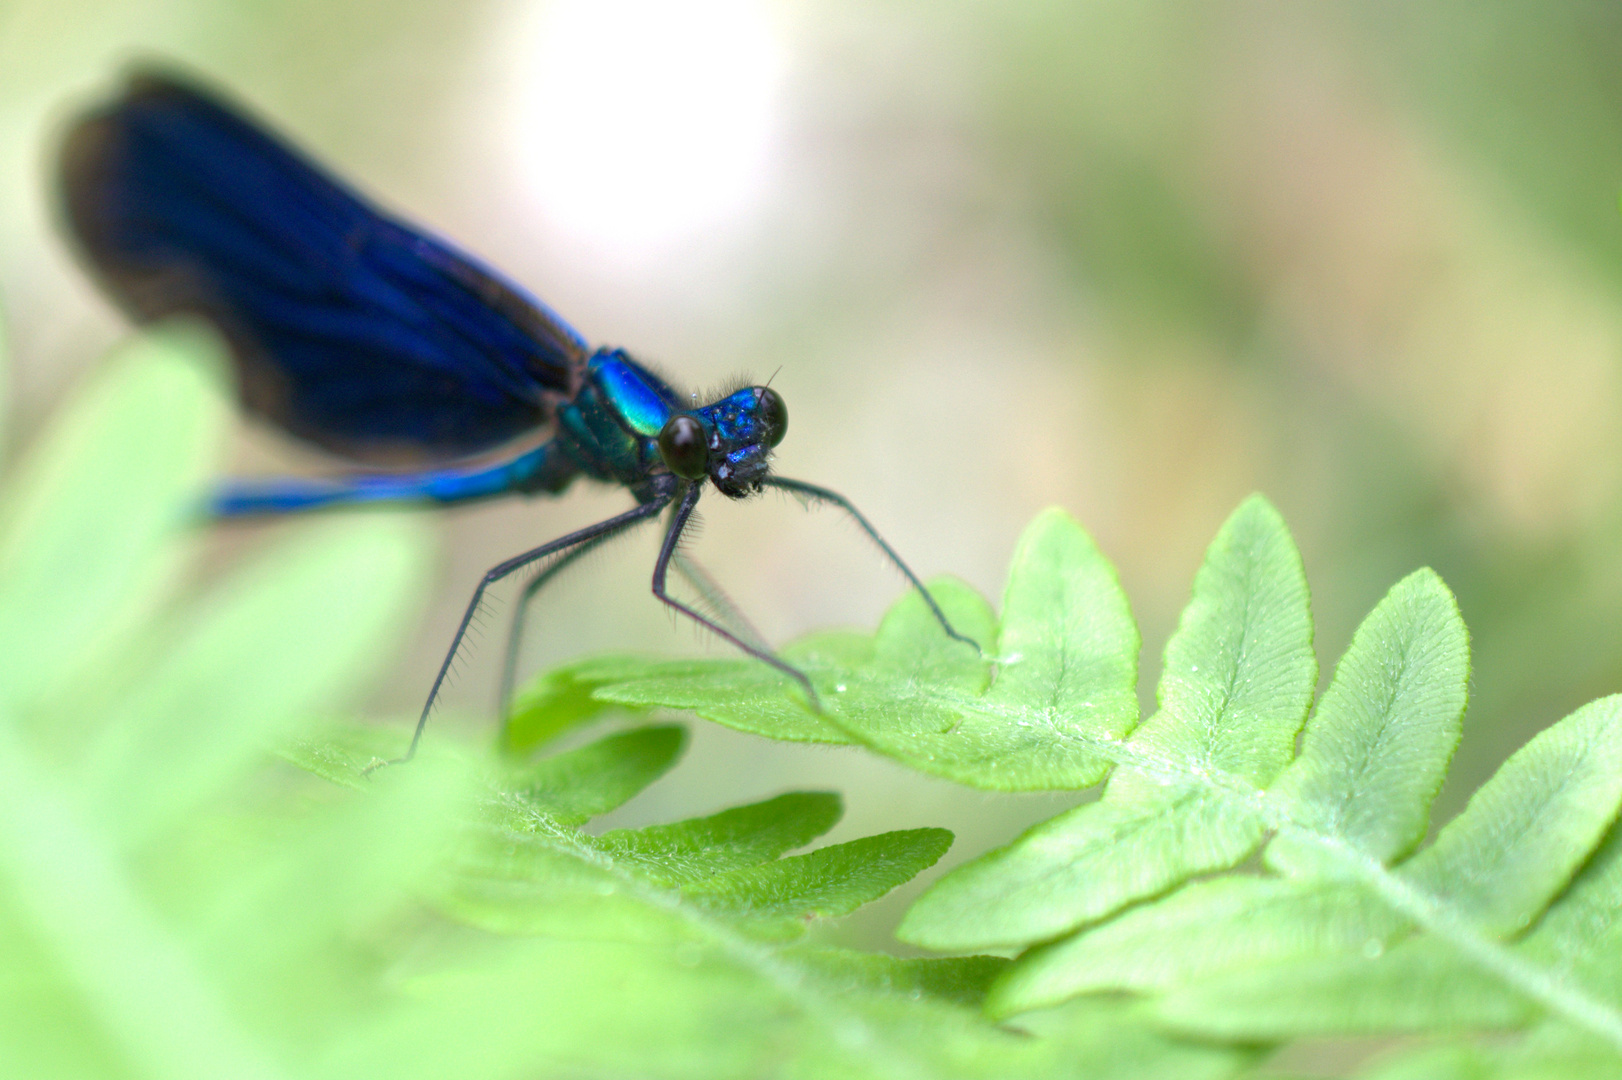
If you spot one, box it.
[682,827,953,930]
[505,722,685,823]
[595,507,1139,789]
[439,723,950,944]
[501,653,655,752]
[595,790,844,885]
[1401,695,1622,938]
[905,495,1314,948]
[1266,567,1469,870]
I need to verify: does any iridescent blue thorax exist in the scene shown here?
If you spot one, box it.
[555,349,787,502]
[550,349,679,498]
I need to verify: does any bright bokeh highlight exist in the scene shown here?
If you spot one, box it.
[514,0,785,262]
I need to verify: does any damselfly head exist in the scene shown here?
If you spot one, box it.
[658,385,787,498]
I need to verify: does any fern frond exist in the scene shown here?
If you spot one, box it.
[583,496,1622,1075]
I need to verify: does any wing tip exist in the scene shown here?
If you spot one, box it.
[57,87,129,288]
[56,61,247,322]
[114,57,224,107]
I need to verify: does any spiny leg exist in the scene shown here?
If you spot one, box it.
[497,533,611,718]
[762,475,980,654]
[371,486,676,771]
[497,544,768,722]
[651,483,821,710]
[671,550,771,655]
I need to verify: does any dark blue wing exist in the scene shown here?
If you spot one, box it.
[60,69,589,462]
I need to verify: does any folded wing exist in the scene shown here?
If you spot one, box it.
[60,70,588,462]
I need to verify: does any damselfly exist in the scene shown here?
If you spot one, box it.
[59,69,974,762]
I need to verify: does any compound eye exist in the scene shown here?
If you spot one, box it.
[756,387,787,447]
[658,415,708,479]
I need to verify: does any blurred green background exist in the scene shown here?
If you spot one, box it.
[4,0,1622,953]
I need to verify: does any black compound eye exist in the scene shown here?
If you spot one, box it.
[756,387,787,447]
[658,415,708,479]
